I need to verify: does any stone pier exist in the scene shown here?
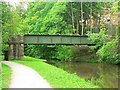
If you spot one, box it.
[7,35,24,60]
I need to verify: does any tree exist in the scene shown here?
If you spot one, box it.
[24,2,118,62]
[88,1,120,64]
[2,2,26,51]
[118,1,120,54]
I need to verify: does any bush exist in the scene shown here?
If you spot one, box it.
[97,39,120,64]
[55,45,73,61]
[88,29,120,64]
[24,45,56,59]
[88,30,109,52]
[25,45,75,61]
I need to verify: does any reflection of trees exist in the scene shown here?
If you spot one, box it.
[95,63,118,88]
[58,62,100,79]
[48,61,119,88]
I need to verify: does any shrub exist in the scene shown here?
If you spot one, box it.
[97,39,120,64]
[55,45,73,61]
[88,30,109,52]
[88,29,120,64]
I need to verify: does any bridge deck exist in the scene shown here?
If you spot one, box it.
[24,35,94,45]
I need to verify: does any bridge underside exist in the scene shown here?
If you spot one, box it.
[24,35,94,45]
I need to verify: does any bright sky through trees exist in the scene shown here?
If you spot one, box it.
[4,0,28,10]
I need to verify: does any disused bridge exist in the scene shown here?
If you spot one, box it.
[6,34,94,60]
[24,35,94,45]
[7,29,114,60]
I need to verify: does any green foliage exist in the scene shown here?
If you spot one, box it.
[41,2,71,34]
[0,74,1,89]
[97,40,120,64]
[2,2,117,63]
[24,45,56,59]
[88,30,109,52]
[24,2,109,60]
[2,64,11,88]
[24,2,73,60]
[88,27,120,64]
[14,56,99,88]
[55,46,73,61]
[2,2,26,51]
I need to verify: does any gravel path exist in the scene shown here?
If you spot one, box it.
[2,61,52,88]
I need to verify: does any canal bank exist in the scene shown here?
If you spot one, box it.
[13,56,99,88]
[46,60,119,88]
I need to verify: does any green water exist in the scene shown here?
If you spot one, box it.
[47,61,119,88]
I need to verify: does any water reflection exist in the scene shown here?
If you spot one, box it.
[47,61,119,88]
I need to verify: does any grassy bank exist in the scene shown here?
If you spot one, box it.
[2,64,11,88]
[13,56,99,88]
[0,70,1,89]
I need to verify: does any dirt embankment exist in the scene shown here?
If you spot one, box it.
[71,45,98,62]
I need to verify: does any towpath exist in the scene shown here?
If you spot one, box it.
[2,61,52,88]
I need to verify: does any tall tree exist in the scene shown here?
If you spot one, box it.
[118,1,120,54]
[2,2,26,50]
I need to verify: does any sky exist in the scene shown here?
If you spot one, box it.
[3,0,21,2]
[3,0,28,10]
[3,0,28,2]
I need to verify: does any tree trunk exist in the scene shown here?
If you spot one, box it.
[71,3,75,34]
[90,2,92,32]
[77,20,79,34]
[118,1,120,54]
[118,11,120,54]
[81,1,84,35]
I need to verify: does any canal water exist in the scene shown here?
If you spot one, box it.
[47,61,119,88]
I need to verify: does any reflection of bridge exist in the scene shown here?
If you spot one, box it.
[24,35,94,45]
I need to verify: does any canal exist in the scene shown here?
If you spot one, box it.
[47,61,119,88]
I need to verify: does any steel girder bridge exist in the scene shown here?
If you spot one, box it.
[24,35,94,45]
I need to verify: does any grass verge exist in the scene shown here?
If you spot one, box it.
[0,71,1,89]
[13,56,99,88]
[2,64,11,88]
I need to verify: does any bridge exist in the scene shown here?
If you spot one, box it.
[6,26,114,60]
[6,34,94,60]
[24,34,94,45]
